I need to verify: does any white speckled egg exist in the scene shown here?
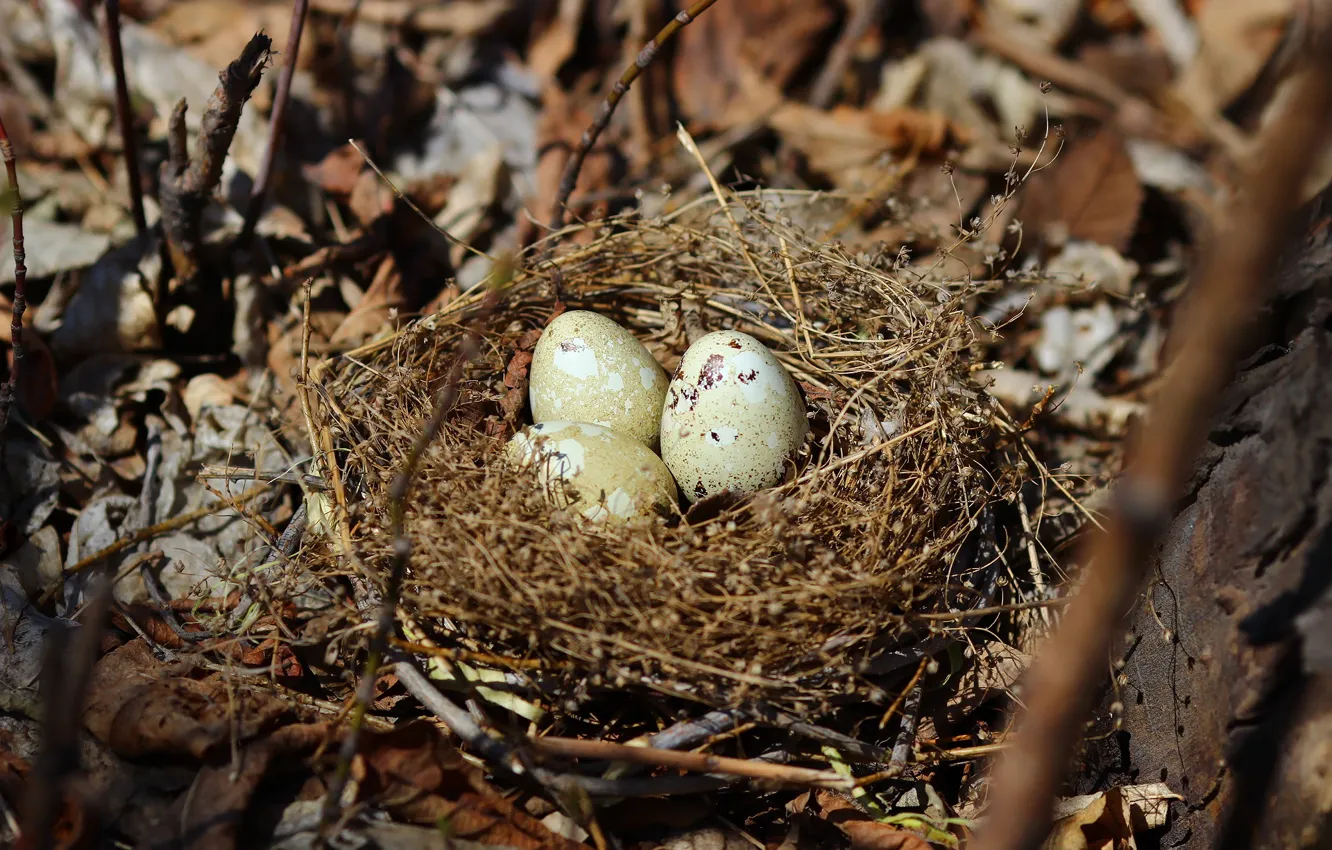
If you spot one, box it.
[529,311,670,449]
[506,421,679,523]
[660,331,808,503]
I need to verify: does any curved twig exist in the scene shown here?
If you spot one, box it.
[543,0,720,247]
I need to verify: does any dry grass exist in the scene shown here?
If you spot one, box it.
[306,192,1030,710]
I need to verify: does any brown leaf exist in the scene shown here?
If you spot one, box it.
[1,324,57,421]
[1018,129,1144,251]
[357,723,583,849]
[84,639,292,759]
[1173,0,1291,117]
[303,142,367,196]
[518,328,544,350]
[814,791,933,850]
[674,0,836,131]
[1045,786,1134,850]
[176,723,329,850]
[349,167,395,227]
[838,822,934,850]
[505,350,534,390]
[527,0,586,79]
[770,104,968,189]
[330,256,404,345]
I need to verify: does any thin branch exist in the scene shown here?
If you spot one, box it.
[318,262,512,834]
[103,0,146,237]
[807,0,886,109]
[19,578,114,850]
[0,112,25,434]
[160,34,272,281]
[975,45,1332,850]
[241,0,309,243]
[529,736,854,790]
[544,0,720,240]
[36,483,272,605]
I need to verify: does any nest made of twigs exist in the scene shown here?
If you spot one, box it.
[307,192,1029,711]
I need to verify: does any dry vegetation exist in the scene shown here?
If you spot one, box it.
[308,194,1032,710]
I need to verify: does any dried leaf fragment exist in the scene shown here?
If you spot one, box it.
[1018,129,1144,251]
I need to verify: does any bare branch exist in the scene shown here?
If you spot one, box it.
[241,0,310,243]
[0,111,26,434]
[975,45,1332,850]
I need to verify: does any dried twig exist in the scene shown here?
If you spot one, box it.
[160,35,272,281]
[530,736,854,789]
[975,47,1332,850]
[318,264,511,833]
[37,483,272,605]
[18,579,113,850]
[807,0,886,109]
[0,112,24,434]
[103,0,147,237]
[544,0,719,241]
[241,0,309,243]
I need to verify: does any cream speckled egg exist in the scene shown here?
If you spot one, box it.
[529,311,670,449]
[506,421,679,523]
[660,331,808,503]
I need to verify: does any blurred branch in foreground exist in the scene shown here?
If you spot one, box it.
[974,29,1332,850]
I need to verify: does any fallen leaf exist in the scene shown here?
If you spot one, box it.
[815,791,933,850]
[944,641,1031,723]
[673,0,836,131]
[356,722,584,848]
[151,0,294,80]
[329,256,402,345]
[1173,0,1291,117]
[770,104,968,189]
[505,350,534,390]
[1018,129,1144,251]
[1045,784,1180,850]
[435,144,506,268]
[1,525,62,599]
[46,235,163,358]
[0,217,112,284]
[1,323,57,421]
[527,84,621,245]
[182,373,236,422]
[84,639,293,759]
[175,722,329,850]
[304,142,368,196]
[40,0,266,176]
[527,0,586,80]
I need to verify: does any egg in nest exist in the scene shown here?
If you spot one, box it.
[506,421,679,523]
[660,331,809,503]
[529,311,669,449]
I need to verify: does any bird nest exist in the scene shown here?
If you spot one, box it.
[305,193,1028,712]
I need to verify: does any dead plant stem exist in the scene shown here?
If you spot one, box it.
[241,0,309,243]
[37,483,271,604]
[0,112,23,434]
[318,268,510,834]
[543,0,719,260]
[974,49,1332,850]
[530,736,855,789]
[103,0,147,237]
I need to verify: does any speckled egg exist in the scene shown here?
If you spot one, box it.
[660,331,808,503]
[529,311,670,449]
[506,421,679,523]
